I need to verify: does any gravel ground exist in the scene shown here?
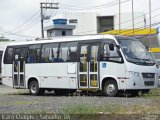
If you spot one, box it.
[0,84,155,114]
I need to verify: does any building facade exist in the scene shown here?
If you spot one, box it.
[56,12,146,35]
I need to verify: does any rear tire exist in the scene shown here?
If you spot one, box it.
[29,81,44,95]
[103,80,118,97]
[54,89,76,95]
[54,89,67,95]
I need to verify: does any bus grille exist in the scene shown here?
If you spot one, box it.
[144,81,154,86]
[142,73,155,86]
[142,73,155,78]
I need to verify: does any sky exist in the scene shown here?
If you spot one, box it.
[0,0,159,41]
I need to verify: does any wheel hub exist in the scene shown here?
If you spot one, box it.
[107,84,116,94]
[31,83,37,94]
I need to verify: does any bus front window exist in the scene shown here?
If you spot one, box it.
[118,38,155,65]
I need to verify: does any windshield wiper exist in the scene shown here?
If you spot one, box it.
[142,59,155,64]
[128,58,155,65]
[127,57,146,64]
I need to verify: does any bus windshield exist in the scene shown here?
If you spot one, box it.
[118,38,155,65]
[150,52,160,65]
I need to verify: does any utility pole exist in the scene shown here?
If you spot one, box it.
[149,0,152,49]
[132,0,134,35]
[40,2,59,38]
[119,0,121,34]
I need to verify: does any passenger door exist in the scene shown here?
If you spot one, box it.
[78,43,100,89]
[13,46,27,88]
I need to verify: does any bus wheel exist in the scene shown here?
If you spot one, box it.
[142,89,150,94]
[103,80,118,97]
[54,89,67,95]
[29,81,44,95]
[130,90,139,97]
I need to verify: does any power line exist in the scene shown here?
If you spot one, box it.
[40,2,59,38]
[120,21,160,36]
[114,7,160,29]
[0,31,37,39]
[15,17,41,33]
[60,0,118,9]
[10,10,40,33]
[60,0,130,11]
[1,6,59,35]
[74,11,160,35]
[17,9,59,33]
[73,7,160,35]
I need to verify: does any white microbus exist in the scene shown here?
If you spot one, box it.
[1,35,159,96]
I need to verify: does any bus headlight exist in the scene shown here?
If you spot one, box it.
[128,71,140,77]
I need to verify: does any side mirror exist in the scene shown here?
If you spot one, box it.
[109,43,114,51]
[145,46,149,51]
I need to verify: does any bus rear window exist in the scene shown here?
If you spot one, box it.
[4,47,13,64]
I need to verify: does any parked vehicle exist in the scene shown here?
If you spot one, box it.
[1,35,159,96]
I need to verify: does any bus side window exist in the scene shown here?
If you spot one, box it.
[109,46,122,62]
[103,44,110,60]
[4,47,13,64]
[102,43,122,62]
[27,44,41,63]
[68,42,78,62]
[59,43,68,62]
[41,43,59,63]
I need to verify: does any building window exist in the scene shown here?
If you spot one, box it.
[49,32,52,37]
[62,31,66,36]
[69,19,78,23]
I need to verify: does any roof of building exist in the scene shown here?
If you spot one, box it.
[101,28,157,36]
[44,24,76,31]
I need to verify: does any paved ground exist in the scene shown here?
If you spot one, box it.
[0,84,157,114]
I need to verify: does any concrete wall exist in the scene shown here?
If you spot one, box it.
[47,29,73,37]
[53,12,145,35]
[65,12,98,35]
[114,12,145,30]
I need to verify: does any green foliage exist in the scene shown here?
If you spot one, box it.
[63,104,124,114]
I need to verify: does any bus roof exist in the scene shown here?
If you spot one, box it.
[5,34,118,46]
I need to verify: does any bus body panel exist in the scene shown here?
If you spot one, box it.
[25,63,77,89]
[2,64,13,87]
[125,62,158,89]
[2,59,78,90]
[100,62,126,90]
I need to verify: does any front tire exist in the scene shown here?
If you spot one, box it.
[29,81,44,95]
[103,80,118,97]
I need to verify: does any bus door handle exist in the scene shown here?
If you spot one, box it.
[44,77,48,79]
[57,77,62,79]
